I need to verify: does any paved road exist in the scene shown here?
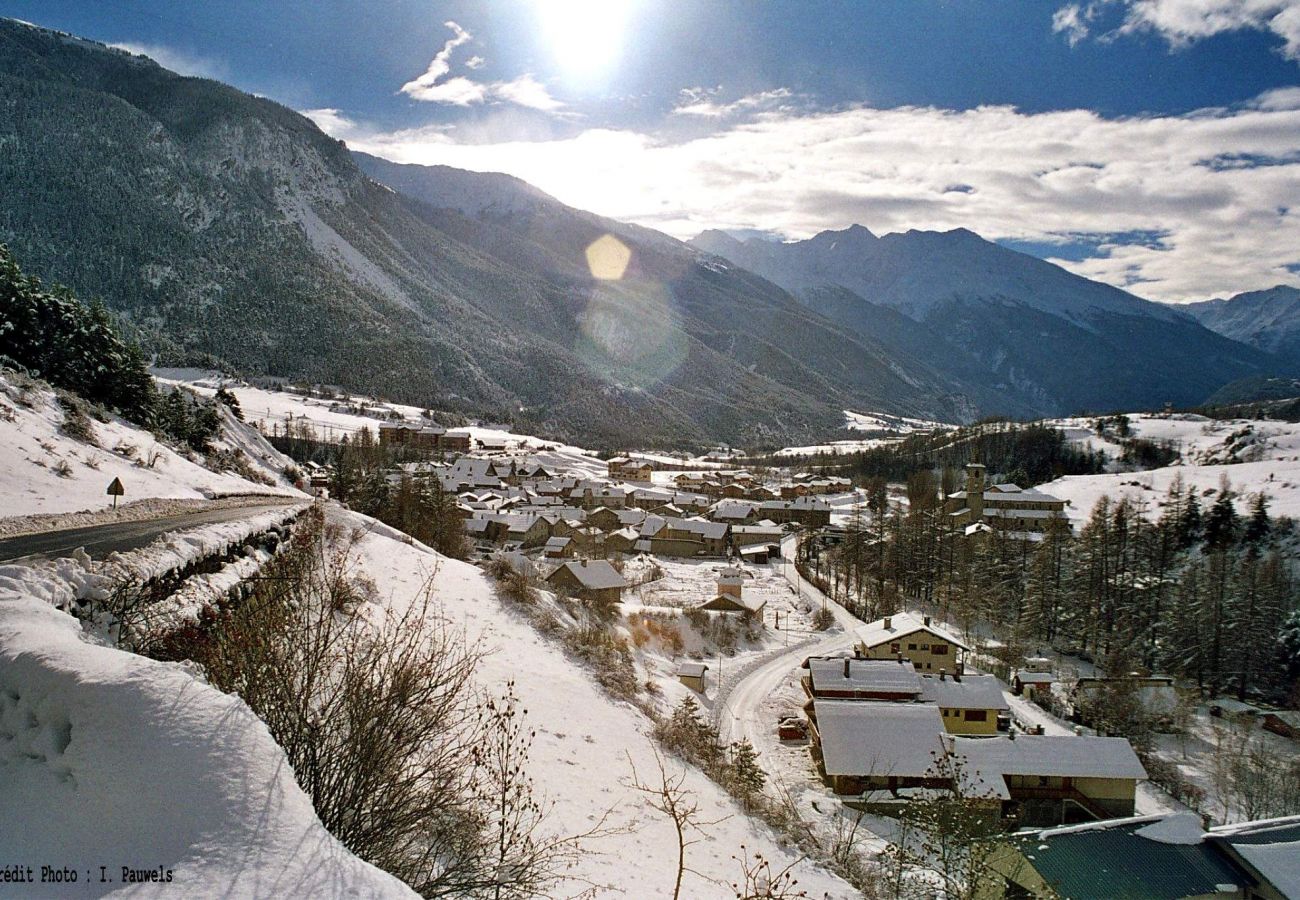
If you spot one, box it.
[0,502,302,563]
[717,534,864,756]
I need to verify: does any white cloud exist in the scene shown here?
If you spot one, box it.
[109,42,228,80]
[1056,0,1300,59]
[398,22,564,112]
[493,74,566,111]
[672,87,796,118]
[399,20,474,101]
[315,95,1300,302]
[1051,4,1094,45]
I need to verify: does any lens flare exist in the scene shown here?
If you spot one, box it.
[585,234,632,280]
[576,279,686,391]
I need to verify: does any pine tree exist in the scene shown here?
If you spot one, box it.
[1244,493,1270,546]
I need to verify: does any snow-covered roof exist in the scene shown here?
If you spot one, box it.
[855,612,970,651]
[806,657,922,696]
[1013,671,1056,684]
[952,734,1147,800]
[919,674,1008,711]
[815,701,946,778]
[677,662,709,678]
[546,560,627,590]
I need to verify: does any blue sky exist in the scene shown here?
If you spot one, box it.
[3,0,1299,301]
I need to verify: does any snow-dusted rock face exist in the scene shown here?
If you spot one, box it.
[1186,285,1300,359]
[690,227,1274,418]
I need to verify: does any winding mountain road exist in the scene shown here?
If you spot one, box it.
[717,534,864,753]
[0,501,302,563]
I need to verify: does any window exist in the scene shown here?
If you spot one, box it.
[1038,776,1050,787]
[890,642,900,654]
[920,643,930,650]
[907,643,918,651]
[932,644,949,655]
[964,710,988,722]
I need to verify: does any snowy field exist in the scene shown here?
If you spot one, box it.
[0,373,300,523]
[1042,413,1300,524]
[844,410,951,434]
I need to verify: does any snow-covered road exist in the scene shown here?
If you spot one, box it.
[717,535,863,774]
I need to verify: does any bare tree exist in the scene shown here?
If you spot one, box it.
[625,750,728,900]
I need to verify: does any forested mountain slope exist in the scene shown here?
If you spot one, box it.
[0,19,971,448]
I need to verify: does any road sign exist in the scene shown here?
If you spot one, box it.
[107,477,124,509]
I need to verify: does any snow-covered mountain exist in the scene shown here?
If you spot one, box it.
[690,226,1279,418]
[1185,285,1300,362]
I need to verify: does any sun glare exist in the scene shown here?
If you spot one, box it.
[535,0,635,77]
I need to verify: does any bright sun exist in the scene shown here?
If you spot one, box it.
[535,0,635,77]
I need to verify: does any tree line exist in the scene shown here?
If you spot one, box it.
[809,472,1299,705]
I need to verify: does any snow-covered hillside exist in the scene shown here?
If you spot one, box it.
[1044,413,1300,523]
[0,373,300,525]
[0,535,411,899]
[342,512,853,898]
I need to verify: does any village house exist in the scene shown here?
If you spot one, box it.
[378,422,446,451]
[954,733,1146,825]
[919,672,1008,735]
[945,462,1070,536]
[697,569,764,615]
[543,536,575,559]
[801,656,924,702]
[603,526,640,556]
[855,612,970,673]
[757,496,832,527]
[809,700,949,796]
[709,499,760,525]
[607,456,654,482]
[638,515,730,557]
[730,521,785,552]
[544,559,627,603]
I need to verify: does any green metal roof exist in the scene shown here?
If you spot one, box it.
[1018,819,1246,900]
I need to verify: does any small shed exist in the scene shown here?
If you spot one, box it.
[1012,670,1056,699]
[678,662,709,693]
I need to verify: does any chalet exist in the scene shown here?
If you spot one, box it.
[809,700,948,795]
[543,536,574,559]
[476,435,508,452]
[638,516,730,557]
[945,462,1069,536]
[678,662,709,693]
[378,422,446,451]
[919,672,1008,735]
[855,612,969,673]
[607,457,654,482]
[757,497,831,527]
[954,733,1146,825]
[603,526,641,555]
[545,559,627,603]
[587,507,648,532]
[709,500,760,525]
[696,593,766,615]
[731,521,785,550]
[441,430,473,452]
[801,656,923,702]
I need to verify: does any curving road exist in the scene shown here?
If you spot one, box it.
[0,501,303,563]
[717,534,864,755]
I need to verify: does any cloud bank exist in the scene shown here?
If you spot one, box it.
[310,91,1300,303]
[1054,0,1300,60]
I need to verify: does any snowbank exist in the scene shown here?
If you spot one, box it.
[0,374,300,522]
[0,557,412,898]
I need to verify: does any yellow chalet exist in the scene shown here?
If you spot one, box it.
[920,672,1008,735]
[855,612,970,673]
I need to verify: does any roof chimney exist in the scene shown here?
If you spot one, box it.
[923,615,931,626]
[883,616,892,630]
[844,658,851,679]
[1074,725,1084,737]
[953,670,961,683]
[581,558,588,567]
[1008,728,1017,741]
[939,669,946,681]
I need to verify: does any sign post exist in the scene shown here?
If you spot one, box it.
[106,477,125,510]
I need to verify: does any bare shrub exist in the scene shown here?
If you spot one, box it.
[52,459,72,478]
[57,392,97,445]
